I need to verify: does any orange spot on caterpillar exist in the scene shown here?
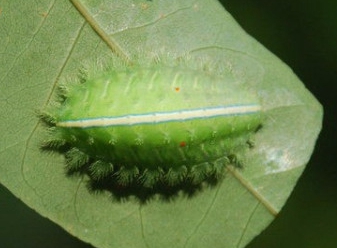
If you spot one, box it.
[179,141,187,147]
[174,87,180,92]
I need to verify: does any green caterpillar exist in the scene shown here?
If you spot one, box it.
[42,63,262,187]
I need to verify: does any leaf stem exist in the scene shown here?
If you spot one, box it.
[227,166,279,217]
[70,0,131,63]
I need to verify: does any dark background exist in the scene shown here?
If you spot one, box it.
[1,1,336,247]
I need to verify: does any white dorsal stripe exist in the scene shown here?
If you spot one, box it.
[56,104,261,128]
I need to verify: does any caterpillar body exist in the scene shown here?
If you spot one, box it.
[43,64,262,187]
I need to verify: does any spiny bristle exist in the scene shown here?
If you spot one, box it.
[115,166,140,186]
[42,128,67,149]
[165,166,188,186]
[65,148,89,170]
[227,154,243,168]
[38,112,56,126]
[189,163,210,185]
[42,138,66,150]
[88,160,114,180]
[212,159,227,177]
[141,168,164,187]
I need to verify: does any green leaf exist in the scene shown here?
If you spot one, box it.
[0,1,322,248]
